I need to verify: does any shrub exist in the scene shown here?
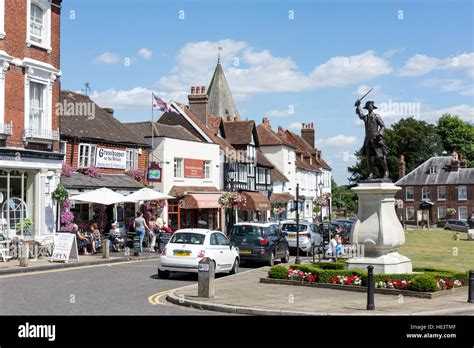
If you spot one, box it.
[268,265,288,279]
[411,274,439,292]
[311,261,345,270]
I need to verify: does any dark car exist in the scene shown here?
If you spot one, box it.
[228,222,290,266]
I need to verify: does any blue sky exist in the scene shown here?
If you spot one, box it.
[60,0,474,184]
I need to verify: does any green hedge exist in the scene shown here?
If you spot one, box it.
[267,264,468,292]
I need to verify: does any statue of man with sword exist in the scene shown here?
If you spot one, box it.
[355,89,390,179]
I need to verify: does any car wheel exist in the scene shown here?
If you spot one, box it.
[267,251,275,266]
[281,248,290,263]
[230,258,239,275]
[445,227,450,230]
[158,269,170,279]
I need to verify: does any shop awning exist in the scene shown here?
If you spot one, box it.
[242,191,271,211]
[270,192,295,203]
[182,193,222,209]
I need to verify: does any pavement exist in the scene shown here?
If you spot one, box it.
[168,266,474,316]
[0,250,160,275]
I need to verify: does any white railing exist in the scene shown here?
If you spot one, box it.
[23,127,59,141]
[0,122,12,135]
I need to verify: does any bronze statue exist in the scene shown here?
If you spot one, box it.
[355,95,389,179]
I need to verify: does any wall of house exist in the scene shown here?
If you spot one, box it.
[261,145,296,193]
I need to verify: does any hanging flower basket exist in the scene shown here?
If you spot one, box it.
[77,166,102,178]
[313,193,330,207]
[126,168,144,182]
[447,208,456,216]
[218,192,247,209]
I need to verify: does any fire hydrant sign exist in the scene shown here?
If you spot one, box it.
[51,233,79,263]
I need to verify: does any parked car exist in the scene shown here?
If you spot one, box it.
[228,222,290,266]
[280,221,322,254]
[444,220,470,232]
[157,229,239,279]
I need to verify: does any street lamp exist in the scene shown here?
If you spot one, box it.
[318,182,324,222]
[227,165,236,233]
[295,183,301,265]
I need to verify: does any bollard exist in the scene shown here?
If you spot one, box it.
[19,243,29,267]
[367,265,375,310]
[468,270,474,304]
[102,239,110,259]
[198,257,215,298]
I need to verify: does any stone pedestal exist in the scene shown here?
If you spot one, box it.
[345,180,413,274]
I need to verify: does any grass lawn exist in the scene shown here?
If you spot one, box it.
[398,228,474,272]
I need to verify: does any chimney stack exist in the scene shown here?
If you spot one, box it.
[459,153,467,169]
[188,85,209,125]
[262,117,271,128]
[451,151,460,172]
[278,126,284,137]
[399,154,406,178]
[301,122,315,149]
[103,108,114,115]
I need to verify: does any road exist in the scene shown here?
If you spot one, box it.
[0,260,254,315]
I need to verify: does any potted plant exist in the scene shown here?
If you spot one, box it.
[16,218,33,235]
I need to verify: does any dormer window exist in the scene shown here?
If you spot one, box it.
[429,166,438,174]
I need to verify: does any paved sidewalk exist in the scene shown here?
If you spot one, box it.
[168,267,474,316]
[0,251,160,275]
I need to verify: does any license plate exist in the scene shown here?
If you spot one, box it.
[287,235,296,239]
[239,249,252,254]
[173,250,191,256]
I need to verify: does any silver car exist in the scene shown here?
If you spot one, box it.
[281,221,322,253]
[444,220,470,232]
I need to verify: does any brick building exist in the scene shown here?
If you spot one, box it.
[59,90,150,234]
[395,153,474,228]
[0,0,63,240]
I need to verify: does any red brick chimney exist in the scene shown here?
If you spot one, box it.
[301,122,315,149]
[459,153,467,168]
[451,151,460,172]
[262,117,271,128]
[188,85,209,125]
[399,154,406,178]
[278,126,284,137]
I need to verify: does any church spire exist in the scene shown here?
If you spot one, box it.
[207,59,240,120]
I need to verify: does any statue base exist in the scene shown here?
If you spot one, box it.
[345,181,413,274]
[345,252,413,274]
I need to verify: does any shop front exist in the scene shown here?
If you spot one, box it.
[237,191,271,223]
[270,192,294,222]
[167,186,222,231]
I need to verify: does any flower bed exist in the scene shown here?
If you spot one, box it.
[267,263,467,294]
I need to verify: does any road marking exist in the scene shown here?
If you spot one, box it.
[148,289,172,305]
[0,259,156,279]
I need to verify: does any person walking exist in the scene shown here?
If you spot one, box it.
[147,217,157,252]
[133,212,149,253]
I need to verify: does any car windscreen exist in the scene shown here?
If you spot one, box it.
[281,224,308,232]
[170,233,205,245]
[231,225,262,237]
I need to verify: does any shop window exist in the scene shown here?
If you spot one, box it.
[78,143,96,168]
[458,186,467,201]
[70,203,89,224]
[174,158,183,178]
[0,171,29,236]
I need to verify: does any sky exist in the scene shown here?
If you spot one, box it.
[60,0,474,185]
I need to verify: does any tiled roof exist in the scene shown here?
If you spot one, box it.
[256,149,274,168]
[285,130,331,170]
[270,192,295,203]
[256,124,295,148]
[59,91,149,146]
[124,121,201,142]
[222,120,257,145]
[271,166,289,182]
[168,185,220,197]
[61,173,144,190]
[396,156,474,186]
[207,63,240,119]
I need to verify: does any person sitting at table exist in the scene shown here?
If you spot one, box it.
[71,224,91,255]
[90,223,102,253]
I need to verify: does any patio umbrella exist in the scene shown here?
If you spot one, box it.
[124,187,173,202]
[69,187,130,205]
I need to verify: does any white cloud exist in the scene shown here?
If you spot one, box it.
[399,52,474,77]
[423,78,474,96]
[354,84,381,97]
[288,122,302,130]
[420,104,474,123]
[95,51,120,64]
[383,48,404,58]
[318,134,358,147]
[267,108,294,117]
[138,48,152,60]
[157,40,392,99]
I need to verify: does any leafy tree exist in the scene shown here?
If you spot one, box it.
[348,117,443,184]
[331,178,357,214]
[437,114,474,167]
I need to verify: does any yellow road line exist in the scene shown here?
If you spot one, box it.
[0,259,155,279]
[148,289,172,305]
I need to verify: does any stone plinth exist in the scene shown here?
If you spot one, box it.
[345,180,412,274]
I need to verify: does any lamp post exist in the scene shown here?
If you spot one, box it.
[318,182,324,222]
[295,183,301,265]
[227,164,236,233]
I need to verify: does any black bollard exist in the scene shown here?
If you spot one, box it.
[367,265,375,310]
[468,270,474,304]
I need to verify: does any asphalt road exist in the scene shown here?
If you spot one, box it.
[0,260,254,315]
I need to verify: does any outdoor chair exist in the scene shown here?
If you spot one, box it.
[0,240,12,262]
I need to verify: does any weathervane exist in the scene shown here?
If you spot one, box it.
[217,42,222,63]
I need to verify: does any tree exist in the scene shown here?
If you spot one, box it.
[331,178,357,214]
[437,114,474,167]
[348,117,444,184]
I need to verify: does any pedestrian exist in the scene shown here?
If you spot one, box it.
[147,217,157,252]
[326,234,339,261]
[335,235,345,257]
[156,215,164,230]
[133,212,149,253]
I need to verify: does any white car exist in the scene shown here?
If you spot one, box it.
[157,229,240,279]
[281,221,322,253]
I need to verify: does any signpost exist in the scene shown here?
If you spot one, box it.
[51,233,79,263]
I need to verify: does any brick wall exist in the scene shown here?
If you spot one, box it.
[1,0,61,151]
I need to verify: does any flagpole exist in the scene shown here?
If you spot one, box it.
[151,92,154,155]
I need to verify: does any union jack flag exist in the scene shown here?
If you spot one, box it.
[152,93,172,112]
